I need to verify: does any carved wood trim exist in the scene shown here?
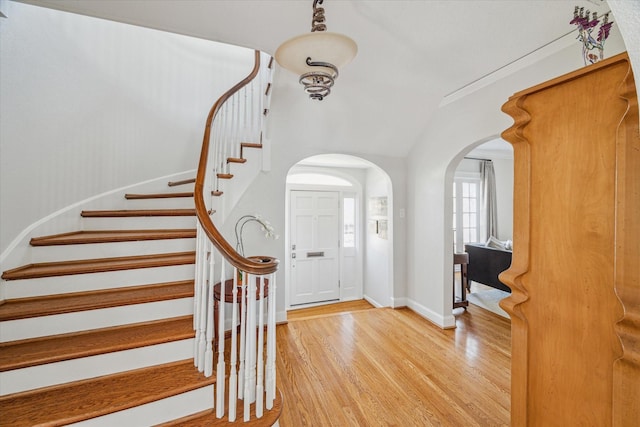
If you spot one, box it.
[612,57,640,425]
[498,95,531,427]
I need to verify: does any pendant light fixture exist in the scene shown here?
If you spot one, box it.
[275,0,357,101]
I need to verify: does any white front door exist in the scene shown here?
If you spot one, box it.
[290,190,340,306]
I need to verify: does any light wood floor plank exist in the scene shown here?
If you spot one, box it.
[276,303,510,426]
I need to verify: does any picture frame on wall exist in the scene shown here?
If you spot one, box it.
[378,220,388,239]
[368,196,388,217]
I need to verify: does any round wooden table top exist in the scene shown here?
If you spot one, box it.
[213,278,270,303]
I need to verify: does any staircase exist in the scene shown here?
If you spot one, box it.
[0,179,280,426]
[0,51,281,426]
[0,182,201,424]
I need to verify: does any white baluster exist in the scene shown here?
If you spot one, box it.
[216,260,226,417]
[255,276,265,418]
[211,117,217,190]
[228,268,239,422]
[241,86,248,153]
[217,106,224,176]
[252,74,258,139]
[215,106,223,178]
[244,273,257,421]
[204,247,215,377]
[238,274,247,400]
[256,87,261,140]
[265,273,277,408]
[193,223,203,368]
[233,90,240,159]
[213,115,221,193]
[197,240,211,372]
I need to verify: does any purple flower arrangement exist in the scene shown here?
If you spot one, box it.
[570,6,614,65]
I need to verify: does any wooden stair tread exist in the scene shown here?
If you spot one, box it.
[168,178,195,187]
[1,251,195,280]
[240,143,262,158]
[216,173,233,179]
[240,143,262,149]
[81,209,196,217]
[158,388,283,427]
[227,157,247,164]
[30,229,196,246]
[0,316,194,371]
[125,192,194,199]
[0,280,194,321]
[0,360,214,427]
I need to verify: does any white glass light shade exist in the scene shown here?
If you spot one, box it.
[275,32,357,76]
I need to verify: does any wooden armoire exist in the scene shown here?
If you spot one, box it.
[499,52,639,426]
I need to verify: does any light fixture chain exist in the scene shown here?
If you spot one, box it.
[311,0,326,32]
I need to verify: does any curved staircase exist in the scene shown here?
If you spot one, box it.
[1,49,280,426]
[1,180,280,426]
[0,183,207,426]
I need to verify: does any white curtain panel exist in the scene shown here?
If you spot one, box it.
[480,160,498,241]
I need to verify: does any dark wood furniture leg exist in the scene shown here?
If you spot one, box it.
[453,252,469,309]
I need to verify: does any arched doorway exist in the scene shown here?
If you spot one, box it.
[284,154,394,310]
[446,137,514,317]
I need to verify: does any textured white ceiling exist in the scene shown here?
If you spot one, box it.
[18,0,616,158]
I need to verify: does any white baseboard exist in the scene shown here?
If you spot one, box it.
[363,295,384,308]
[390,296,408,308]
[406,298,456,329]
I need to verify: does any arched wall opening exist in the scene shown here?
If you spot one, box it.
[445,137,514,317]
[284,154,395,310]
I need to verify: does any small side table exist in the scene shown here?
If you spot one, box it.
[453,252,469,309]
[213,277,270,342]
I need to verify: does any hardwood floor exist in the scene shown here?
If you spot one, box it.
[276,302,510,426]
[286,299,376,321]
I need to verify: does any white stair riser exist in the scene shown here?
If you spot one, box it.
[30,238,195,263]
[3,264,195,299]
[118,197,195,210]
[81,216,198,230]
[0,339,194,395]
[68,385,214,427]
[220,148,263,222]
[0,298,193,342]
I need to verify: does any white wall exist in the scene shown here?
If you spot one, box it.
[0,2,253,264]
[363,167,392,307]
[406,34,627,328]
[610,1,640,109]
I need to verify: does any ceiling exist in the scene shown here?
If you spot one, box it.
[19,0,613,159]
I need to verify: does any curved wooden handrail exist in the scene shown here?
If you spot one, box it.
[194,50,278,275]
